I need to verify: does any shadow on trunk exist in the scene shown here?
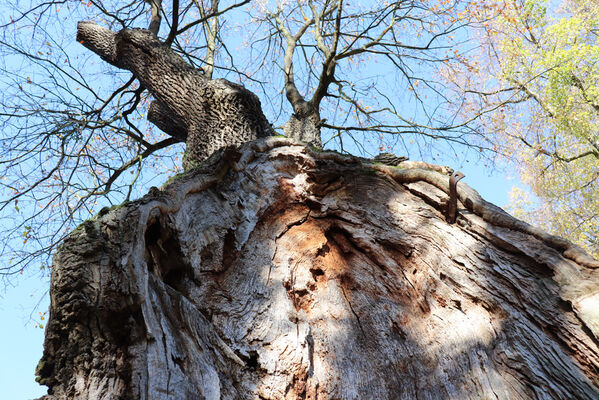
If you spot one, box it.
[36,139,599,399]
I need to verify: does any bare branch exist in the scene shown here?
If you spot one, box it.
[175,0,250,37]
[148,0,162,34]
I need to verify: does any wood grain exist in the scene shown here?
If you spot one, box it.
[37,139,599,399]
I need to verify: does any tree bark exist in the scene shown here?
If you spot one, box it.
[77,21,272,169]
[283,104,323,148]
[36,138,599,399]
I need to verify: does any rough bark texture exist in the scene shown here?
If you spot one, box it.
[77,22,272,169]
[283,104,322,148]
[37,138,599,399]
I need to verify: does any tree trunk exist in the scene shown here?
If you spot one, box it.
[36,138,599,399]
[76,22,272,169]
[283,103,322,148]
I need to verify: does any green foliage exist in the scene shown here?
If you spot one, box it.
[453,0,599,256]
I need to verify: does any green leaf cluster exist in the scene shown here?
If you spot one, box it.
[472,0,599,256]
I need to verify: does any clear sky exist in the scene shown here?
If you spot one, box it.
[0,274,49,399]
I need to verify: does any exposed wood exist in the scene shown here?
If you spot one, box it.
[37,138,599,399]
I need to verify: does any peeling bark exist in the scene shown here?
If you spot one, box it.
[36,138,599,399]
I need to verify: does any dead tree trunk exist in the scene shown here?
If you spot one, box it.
[36,138,599,399]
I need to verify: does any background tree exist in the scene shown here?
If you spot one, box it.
[0,0,496,278]
[444,0,599,257]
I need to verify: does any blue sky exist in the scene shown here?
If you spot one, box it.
[0,274,49,399]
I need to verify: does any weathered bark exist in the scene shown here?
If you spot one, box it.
[37,138,599,399]
[77,21,272,169]
[147,100,187,143]
[283,105,322,148]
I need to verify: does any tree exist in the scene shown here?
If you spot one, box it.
[5,1,595,396]
[0,0,493,278]
[444,0,599,257]
[76,20,272,168]
[36,139,599,398]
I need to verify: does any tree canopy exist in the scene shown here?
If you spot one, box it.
[0,0,486,276]
[0,0,597,279]
[445,0,599,257]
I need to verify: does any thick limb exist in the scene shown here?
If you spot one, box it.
[147,100,187,143]
[77,21,271,167]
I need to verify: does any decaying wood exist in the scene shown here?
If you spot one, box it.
[37,138,599,399]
